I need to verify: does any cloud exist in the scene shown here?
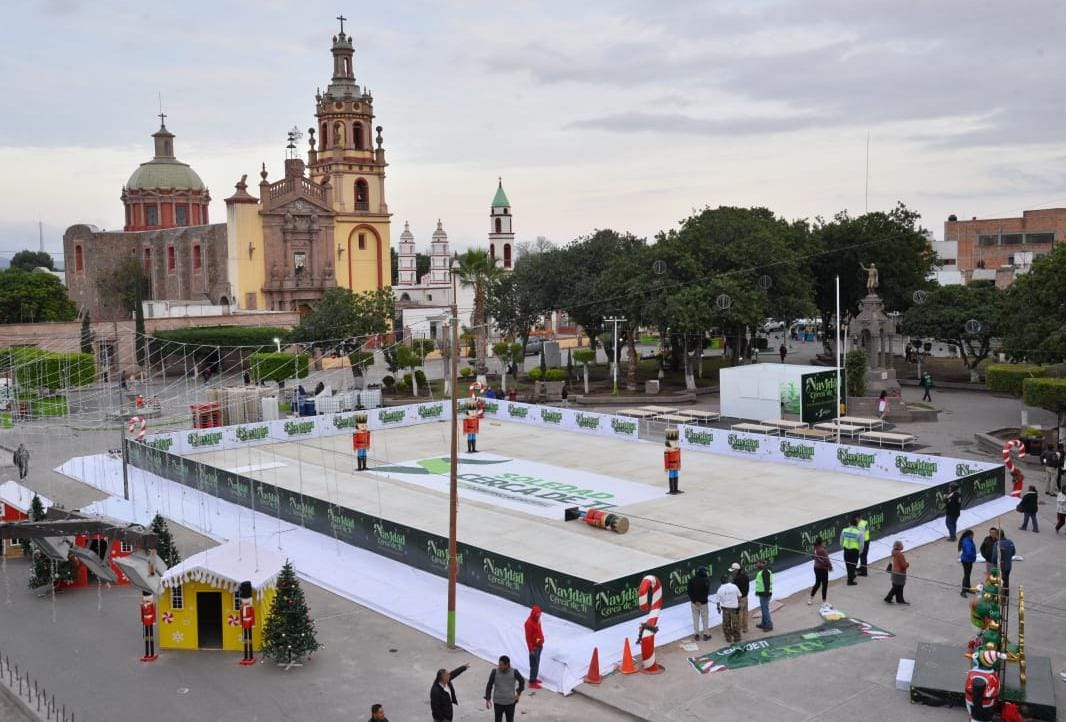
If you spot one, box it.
[567,111,822,136]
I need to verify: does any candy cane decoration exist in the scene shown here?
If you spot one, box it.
[468,381,486,417]
[128,416,147,441]
[1002,439,1025,497]
[636,574,664,674]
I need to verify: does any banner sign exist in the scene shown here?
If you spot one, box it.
[479,400,641,441]
[688,617,893,674]
[800,369,839,424]
[373,453,664,519]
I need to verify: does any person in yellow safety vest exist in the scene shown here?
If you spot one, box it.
[857,514,871,577]
[839,515,863,585]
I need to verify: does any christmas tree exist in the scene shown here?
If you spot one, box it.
[262,561,320,667]
[150,514,181,568]
[27,495,74,589]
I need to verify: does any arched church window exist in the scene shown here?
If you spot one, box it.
[400,293,411,302]
[145,205,159,227]
[358,233,367,250]
[143,247,151,275]
[494,218,502,234]
[321,123,328,147]
[164,140,172,156]
[490,244,495,260]
[353,122,364,150]
[74,245,84,273]
[334,121,346,147]
[504,244,512,268]
[355,179,369,211]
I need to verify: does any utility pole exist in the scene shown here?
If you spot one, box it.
[121,423,130,501]
[447,261,460,648]
[605,316,626,395]
[835,275,841,444]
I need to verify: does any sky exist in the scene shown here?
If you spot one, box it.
[1,0,1065,260]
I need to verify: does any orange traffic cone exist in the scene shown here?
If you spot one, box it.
[583,647,602,685]
[619,638,638,675]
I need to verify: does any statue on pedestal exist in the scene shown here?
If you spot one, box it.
[859,263,879,293]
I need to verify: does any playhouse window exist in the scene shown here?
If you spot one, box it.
[171,584,184,609]
[233,591,242,611]
[120,540,133,553]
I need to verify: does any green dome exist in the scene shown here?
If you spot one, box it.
[126,159,205,191]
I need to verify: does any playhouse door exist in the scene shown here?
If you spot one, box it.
[197,592,223,649]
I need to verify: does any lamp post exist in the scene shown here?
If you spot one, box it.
[447,259,461,648]
[273,337,281,354]
[605,316,626,394]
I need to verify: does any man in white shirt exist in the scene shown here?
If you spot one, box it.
[715,575,743,644]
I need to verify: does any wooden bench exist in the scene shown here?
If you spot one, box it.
[617,408,659,419]
[639,405,679,414]
[839,415,884,430]
[814,421,864,438]
[859,431,916,449]
[730,422,780,435]
[677,410,721,424]
[785,428,833,440]
[760,419,808,431]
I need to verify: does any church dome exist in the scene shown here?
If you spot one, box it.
[126,159,205,191]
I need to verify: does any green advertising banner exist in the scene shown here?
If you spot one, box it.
[688,617,893,674]
[800,369,839,423]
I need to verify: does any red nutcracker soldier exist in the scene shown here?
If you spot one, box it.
[663,428,682,495]
[140,591,158,661]
[463,403,480,453]
[239,580,256,666]
[351,413,370,471]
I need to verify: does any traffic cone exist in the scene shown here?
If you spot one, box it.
[619,638,638,675]
[583,647,602,685]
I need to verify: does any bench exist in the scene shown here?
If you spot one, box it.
[639,405,679,414]
[814,421,864,438]
[859,431,916,449]
[655,413,692,424]
[785,428,833,440]
[617,408,659,419]
[839,415,884,430]
[730,422,780,435]
[760,419,808,431]
[677,410,721,424]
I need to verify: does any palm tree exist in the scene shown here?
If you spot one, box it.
[454,249,504,375]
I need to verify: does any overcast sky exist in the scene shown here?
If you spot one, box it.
[2,0,1064,260]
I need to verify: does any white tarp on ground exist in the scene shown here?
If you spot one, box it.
[371,453,665,519]
[61,453,1017,695]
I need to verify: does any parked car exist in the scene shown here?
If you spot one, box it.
[524,338,544,356]
[760,319,785,333]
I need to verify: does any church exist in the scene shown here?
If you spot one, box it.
[64,18,393,318]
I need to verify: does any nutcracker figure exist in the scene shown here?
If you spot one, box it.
[352,413,370,471]
[239,580,256,666]
[663,428,682,495]
[140,591,158,661]
[463,403,480,453]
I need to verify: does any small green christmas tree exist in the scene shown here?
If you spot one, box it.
[262,561,320,668]
[27,494,75,589]
[150,514,181,568]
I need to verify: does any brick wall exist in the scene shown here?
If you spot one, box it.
[943,208,1066,283]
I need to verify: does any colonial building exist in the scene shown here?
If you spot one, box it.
[935,208,1066,287]
[121,118,211,230]
[227,18,392,312]
[395,220,473,342]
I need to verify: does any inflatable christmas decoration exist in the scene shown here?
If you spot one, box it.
[1001,439,1025,498]
[352,413,371,471]
[663,428,681,495]
[635,575,664,674]
[463,401,480,453]
[564,507,630,534]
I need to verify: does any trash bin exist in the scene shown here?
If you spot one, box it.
[298,398,316,417]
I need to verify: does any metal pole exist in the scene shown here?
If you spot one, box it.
[447,272,460,648]
[605,316,626,395]
[835,275,841,444]
[121,425,130,501]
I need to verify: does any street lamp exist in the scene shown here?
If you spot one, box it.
[273,337,281,353]
[447,258,461,648]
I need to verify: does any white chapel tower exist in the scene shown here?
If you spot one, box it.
[488,178,514,270]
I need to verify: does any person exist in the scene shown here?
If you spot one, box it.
[779,343,787,363]
[754,559,774,631]
[1057,443,1065,492]
[877,390,889,419]
[839,515,863,585]
[523,605,544,689]
[944,482,962,541]
[731,562,750,634]
[1042,445,1061,495]
[368,703,388,721]
[560,382,569,406]
[506,388,517,402]
[997,529,1016,589]
[920,371,934,402]
[686,567,711,641]
[857,512,871,577]
[1018,485,1039,532]
[12,443,29,480]
[715,574,742,644]
[314,380,325,396]
[243,370,251,385]
[484,655,524,722]
[430,663,469,722]
[958,529,977,597]
[979,527,999,574]
[884,540,909,604]
[120,370,128,391]
[808,536,832,606]
[485,387,496,400]
[1056,487,1066,534]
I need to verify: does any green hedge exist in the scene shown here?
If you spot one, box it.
[0,348,95,389]
[1022,377,1066,418]
[544,368,566,382]
[151,326,291,348]
[985,364,1046,396]
[31,395,68,417]
[528,367,544,382]
[248,352,309,384]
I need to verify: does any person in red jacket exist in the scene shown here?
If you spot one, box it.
[140,591,157,661]
[524,605,544,689]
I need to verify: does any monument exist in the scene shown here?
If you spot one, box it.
[848,263,902,402]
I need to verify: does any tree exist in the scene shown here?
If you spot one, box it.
[902,282,1004,382]
[27,494,75,589]
[289,287,394,348]
[10,250,55,272]
[810,204,936,352]
[573,348,595,394]
[844,349,868,398]
[0,269,77,323]
[491,341,523,393]
[150,513,181,568]
[487,258,555,351]
[514,236,556,261]
[262,561,321,668]
[80,312,94,355]
[1023,377,1066,440]
[394,343,425,396]
[455,250,505,374]
[96,256,150,365]
[249,352,310,387]
[1001,243,1066,363]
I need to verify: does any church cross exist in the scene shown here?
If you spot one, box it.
[158,111,167,126]
[337,14,346,33]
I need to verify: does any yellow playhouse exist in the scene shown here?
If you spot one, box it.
[159,540,285,652]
